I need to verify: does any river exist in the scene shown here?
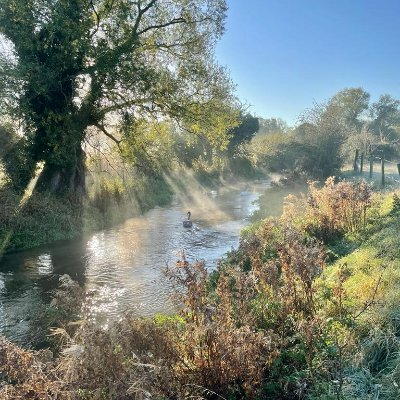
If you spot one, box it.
[0,180,298,348]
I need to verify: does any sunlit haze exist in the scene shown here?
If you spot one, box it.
[216,0,400,124]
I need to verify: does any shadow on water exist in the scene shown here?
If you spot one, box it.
[0,180,306,347]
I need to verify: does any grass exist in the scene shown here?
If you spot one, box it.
[341,161,400,190]
[310,190,400,399]
[0,189,82,252]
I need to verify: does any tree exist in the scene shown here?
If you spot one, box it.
[258,117,287,135]
[248,131,296,172]
[226,113,259,157]
[294,101,347,178]
[328,88,371,161]
[224,113,259,177]
[369,94,400,143]
[0,0,236,195]
[330,87,370,132]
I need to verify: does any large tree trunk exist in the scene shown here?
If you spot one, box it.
[36,145,86,197]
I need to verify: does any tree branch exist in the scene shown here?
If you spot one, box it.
[99,95,154,115]
[133,0,157,34]
[84,137,123,178]
[138,17,187,35]
[88,0,100,38]
[94,122,122,148]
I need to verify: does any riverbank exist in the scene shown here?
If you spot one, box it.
[0,173,175,254]
[0,167,266,254]
[2,178,400,399]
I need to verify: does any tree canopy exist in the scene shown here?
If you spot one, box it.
[226,113,259,156]
[0,0,237,194]
[369,94,400,143]
[330,87,370,131]
[258,117,287,135]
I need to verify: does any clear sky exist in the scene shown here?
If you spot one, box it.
[216,0,400,125]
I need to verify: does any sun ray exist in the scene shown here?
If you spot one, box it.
[162,168,229,222]
[0,162,45,259]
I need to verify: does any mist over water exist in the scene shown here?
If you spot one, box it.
[0,180,304,347]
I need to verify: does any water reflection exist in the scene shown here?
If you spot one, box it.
[0,181,294,347]
[0,239,87,347]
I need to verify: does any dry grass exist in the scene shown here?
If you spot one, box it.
[282,177,373,242]
[0,337,63,399]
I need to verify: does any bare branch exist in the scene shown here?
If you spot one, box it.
[94,122,122,148]
[133,0,157,34]
[84,137,123,178]
[138,17,187,35]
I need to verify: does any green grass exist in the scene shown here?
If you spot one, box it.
[311,192,400,399]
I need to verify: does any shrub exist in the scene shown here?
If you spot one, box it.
[0,337,62,399]
[282,177,372,242]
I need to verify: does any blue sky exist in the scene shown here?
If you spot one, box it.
[216,0,400,125]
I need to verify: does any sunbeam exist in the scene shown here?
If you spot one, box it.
[0,162,45,259]
[162,169,230,222]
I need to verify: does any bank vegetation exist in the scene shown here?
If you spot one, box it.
[2,178,400,399]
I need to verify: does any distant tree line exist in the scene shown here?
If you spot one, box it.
[248,88,400,179]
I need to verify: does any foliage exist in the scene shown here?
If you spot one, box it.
[225,113,259,177]
[341,126,374,162]
[0,0,237,194]
[165,257,278,397]
[0,122,15,158]
[227,113,259,157]
[282,177,373,242]
[248,131,292,171]
[0,188,82,252]
[120,119,178,175]
[330,87,370,132]
[0,337,62,399]
[369,94,400,143]
[258,117,288,135]
[1,134,37,192]
[296,102,347,178]
[249,99,350,179]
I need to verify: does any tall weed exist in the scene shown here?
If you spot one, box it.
[282,177,372,242]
